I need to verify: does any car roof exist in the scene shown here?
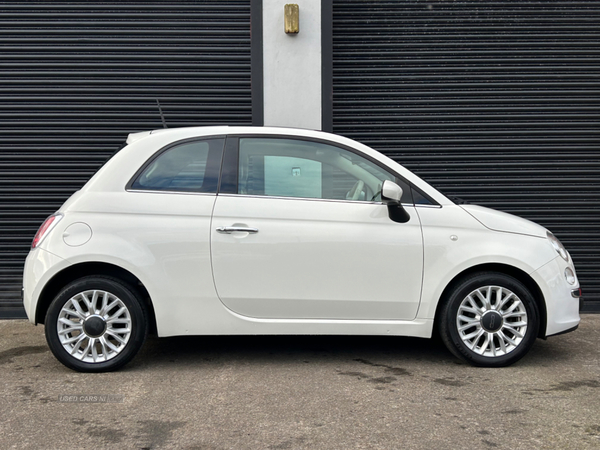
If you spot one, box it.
[126,126,339,145]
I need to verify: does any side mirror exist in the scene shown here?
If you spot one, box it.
[381,180,410,223]
[381,180,403,205]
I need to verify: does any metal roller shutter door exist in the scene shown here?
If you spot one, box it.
[0,1,252,317]
[333,0,600,312]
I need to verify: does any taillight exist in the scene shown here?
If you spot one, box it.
[32,213,62,249]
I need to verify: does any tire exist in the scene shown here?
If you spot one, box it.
[438,272,539,367]
[45,276,148,372]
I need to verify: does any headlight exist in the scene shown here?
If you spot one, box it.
[547,231,569,262]
[565,267,577,285]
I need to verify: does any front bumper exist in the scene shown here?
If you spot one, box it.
[531,256,581,337]
[571,288,582,299]
[547,323,579,338]
[571,288,585,313]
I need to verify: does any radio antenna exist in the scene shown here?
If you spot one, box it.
[156,99,168,128]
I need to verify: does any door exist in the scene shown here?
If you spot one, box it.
[211,136,424,320]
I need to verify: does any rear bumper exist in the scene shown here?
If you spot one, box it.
[23,248,69,324]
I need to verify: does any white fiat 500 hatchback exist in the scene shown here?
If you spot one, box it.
[23,126,581,372]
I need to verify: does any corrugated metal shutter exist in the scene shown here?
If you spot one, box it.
[333,0,600,312]
[0,1,252,317]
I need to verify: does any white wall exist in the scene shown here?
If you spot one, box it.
[263,0,322,130]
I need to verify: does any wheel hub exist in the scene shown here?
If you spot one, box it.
[83,315,107,338]
[481,310,503,333]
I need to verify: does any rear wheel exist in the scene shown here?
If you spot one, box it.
[45,276,147,372]
[439,272,539,367]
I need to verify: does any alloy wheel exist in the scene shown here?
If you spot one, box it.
[456,285,528,357]
[57,289,132,363]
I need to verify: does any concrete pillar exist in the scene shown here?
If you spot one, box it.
[262,0,322,130]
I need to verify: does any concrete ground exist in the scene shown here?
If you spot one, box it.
[0,316,599,450]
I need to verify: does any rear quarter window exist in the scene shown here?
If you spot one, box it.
[129,138,224,193]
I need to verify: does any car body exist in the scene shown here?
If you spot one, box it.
[23,126,581,371]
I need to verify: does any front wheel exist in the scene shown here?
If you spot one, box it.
[45,276,148,372]
[439,272,540,367]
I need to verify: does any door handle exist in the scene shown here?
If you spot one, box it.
[216,226,259,234]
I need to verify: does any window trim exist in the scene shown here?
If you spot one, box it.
[221,134,439,206]
[126,135,226,194]
[217,192,416,207]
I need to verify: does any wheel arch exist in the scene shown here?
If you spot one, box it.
[433,263,547,339]
[34,262,157,334]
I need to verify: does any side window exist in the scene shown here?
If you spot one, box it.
[238,138,412,203]
[412,186,434,206]
[130,138,224,193]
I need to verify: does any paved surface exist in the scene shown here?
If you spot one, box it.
[0,316,599,450]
